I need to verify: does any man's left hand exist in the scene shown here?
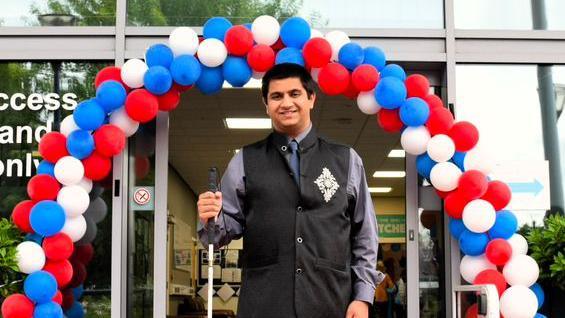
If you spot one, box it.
[345,300,369,318]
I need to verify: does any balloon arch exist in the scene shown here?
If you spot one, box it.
[2,16,545,318]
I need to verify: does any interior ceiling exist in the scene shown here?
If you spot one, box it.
[169,87,406,198]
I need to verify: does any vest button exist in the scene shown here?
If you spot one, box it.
[281,145,287,151]
[296,206,303,212]
[296,268,303,274]
[296,237,303,243]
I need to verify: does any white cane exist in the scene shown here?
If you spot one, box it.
[207,167,219,318]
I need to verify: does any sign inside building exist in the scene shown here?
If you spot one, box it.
[376,214,406,243]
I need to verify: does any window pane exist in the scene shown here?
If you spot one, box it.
[127,0,444,28]
[0,0,116,26]
[455,0,565,30]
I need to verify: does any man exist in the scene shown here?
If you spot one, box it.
[198,63,379,318]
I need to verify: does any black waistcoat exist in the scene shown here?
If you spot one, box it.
[239,128,354,318]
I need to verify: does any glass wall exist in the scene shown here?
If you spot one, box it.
[0,0,116,26]
[455,0,565,30]
[127,0,443,28]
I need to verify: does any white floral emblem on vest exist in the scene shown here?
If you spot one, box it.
[314,167,339,203]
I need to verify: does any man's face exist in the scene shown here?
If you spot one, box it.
[264,77,316,137]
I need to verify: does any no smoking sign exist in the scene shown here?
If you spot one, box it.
[132,186,154,211]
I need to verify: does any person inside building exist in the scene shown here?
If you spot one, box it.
[373,260,396,318]
[197,63,380,318]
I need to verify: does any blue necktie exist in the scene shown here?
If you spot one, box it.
[289,140,300,186]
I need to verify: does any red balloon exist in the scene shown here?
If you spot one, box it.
[52,290,63,305]
[62,289,75,310]
[486,239,513,266]
[423,94,444,110]
[224,25,254,56]
[1,294,34,318]
[302,38,332,68]
[94,124,126,157]
[44,259,74,288]
[405,74,430,98]
[448,121,479,152]
[82,151,112,181]
[318,63,350,96]
[465,303,478,318]
[27,174,60,201]
[247,44,275,72]
[69,260,87,288]
[173,83,193,92]
[425,106,454,136]
[351,64,379,92]
[135,155,150,179]
[481,181,512,211]
[342,79,360,100]
[458,170,488,200]
[95,66,130,91]
[444,190,470,219]
[11,200,35,233]
[270,37,285,53]
[435,189,453,199]
[39,132,69,163]
[72,244,94,265]
[377,109,404,133]
[474,269,507,297]
[125,89,159,123]
[157,87,180,111]
[43,233,74,261]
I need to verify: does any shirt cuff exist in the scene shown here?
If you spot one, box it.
[352,280,376,304]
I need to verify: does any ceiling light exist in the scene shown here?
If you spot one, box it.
[373,171,406,178]
[368,187,392,193]
[225,118,271,129]
[388,149,405,158]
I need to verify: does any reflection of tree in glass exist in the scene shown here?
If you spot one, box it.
[30,0,116,26]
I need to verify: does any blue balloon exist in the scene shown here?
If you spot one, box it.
[73,285,84,300]
[223,56,252,87]
[416,153,436,180]
[30,200,66,237]
[144,66,173,95]
[530,283,545,309]
[488,210,518,240]
[95,80,126,113]
[449,218,466,240]
[203,17,232,40]
[380,64,407,81]
[451,151,466,171]
[196,66,224,95]
[375,77,407,109]
[243,23,252,30]
[67,130,94,160]
[34,301,63,318]
[170,55,202,86]
[534,314,547,318]
[280,17,311,48]
[37,160,55,176]
[145,43,174,68]
[399,97,430,126]
[24,271,58,304]
[25,232,44,245]
[73,99,105,131]
[65,301,85,318]
[459,230,489,256]
[275,47,305,66]
[338,42,364,71]
[363,46,386,71]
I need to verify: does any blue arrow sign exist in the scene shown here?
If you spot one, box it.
[507,179,544,196]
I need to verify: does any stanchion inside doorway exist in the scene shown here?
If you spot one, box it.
[207,167,219,318]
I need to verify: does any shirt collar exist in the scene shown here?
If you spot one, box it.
[271,122,317,152]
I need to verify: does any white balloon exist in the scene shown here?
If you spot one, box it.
[84,197,108,224]
[427,134,455,163]
[357,90,381,115]
[459,254,497,284]
[251,15,280,46]
[54,156,84,186]
[503,254,539,287]
[311,68,321,82]
[430,161,462,192]
[197,38,228,67]
[168,27,199,56]
[121,58,148,89]
[464,145,496,176]
[401,126,431,155]
[61,215,87,242]
[110,107,140,137]
[325,30,351,61]
[57,185,90,217]
[60,115,80,137]
[76,177,93,193]
[16,241,45,274]
[462,199,496,233]
[252,71,265,80]
[76,216,98,246]
[500,286,538,318]
[507,233,529,256]
[310,29,324,39]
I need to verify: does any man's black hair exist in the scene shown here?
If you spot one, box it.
[261,63,316,102]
